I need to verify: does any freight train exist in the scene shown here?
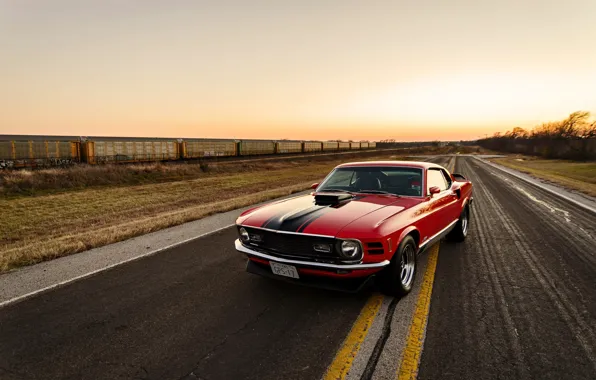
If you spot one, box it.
[0,135,377,169]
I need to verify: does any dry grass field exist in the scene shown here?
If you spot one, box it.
[490,156,596,197]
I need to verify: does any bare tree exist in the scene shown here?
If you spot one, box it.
[508,127,528,139]
[555,111,590,138]
[579,121,596,139]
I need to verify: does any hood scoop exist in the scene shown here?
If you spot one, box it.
[314,193,352,206]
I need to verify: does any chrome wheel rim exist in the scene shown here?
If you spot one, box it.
[400,244,416,288]
[462,211,468,236]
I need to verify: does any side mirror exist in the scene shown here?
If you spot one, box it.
[311,183,319,190]
[429,186,441,196]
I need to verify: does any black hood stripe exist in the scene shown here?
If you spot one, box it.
[260,198,317,228]
[262,212,283,228]
[261,205,300,228]
[295,214,319,233]
[296,207,332,232]
[259,203,333,232]
[272,206,327,232]
[258,195,352,232]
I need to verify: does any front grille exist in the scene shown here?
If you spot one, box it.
[242,226,340,263]
[366,242,384,255]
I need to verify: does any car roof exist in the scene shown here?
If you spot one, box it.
[335,160,445,170]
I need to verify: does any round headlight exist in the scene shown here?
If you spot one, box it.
[239,227,250,242]
[340,240,361,259]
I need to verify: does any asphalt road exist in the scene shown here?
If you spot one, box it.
[0,156,594,380]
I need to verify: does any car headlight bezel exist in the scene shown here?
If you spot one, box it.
[337,239,363,261]
[239,227,250,242]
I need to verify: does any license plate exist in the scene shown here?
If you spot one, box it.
[270,261,299,279]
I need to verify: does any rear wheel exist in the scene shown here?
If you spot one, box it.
[447,206,469,242]
[378,235,417,297]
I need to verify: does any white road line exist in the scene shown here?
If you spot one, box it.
[511,182,572,222]
[485,168,572,222]
[0,224,235,309]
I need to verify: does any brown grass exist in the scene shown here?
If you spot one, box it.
[0,153,407,272]
[0,160,279,196]
[490,156,596,197]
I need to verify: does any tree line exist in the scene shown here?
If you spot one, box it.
[477,111,596,160]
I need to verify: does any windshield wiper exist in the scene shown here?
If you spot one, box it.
[358,190,400,197]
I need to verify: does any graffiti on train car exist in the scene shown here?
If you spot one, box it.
[30,158,76,168]
[0,158,76,169]
[0,160,15,169]
[48,158,76,167]
[203,151,228,157]
[93,155,111,164]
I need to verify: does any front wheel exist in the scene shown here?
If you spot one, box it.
[447,206,469,242]
[378,235,417,297]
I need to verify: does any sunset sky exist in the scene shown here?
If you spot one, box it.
[1,0,595,141]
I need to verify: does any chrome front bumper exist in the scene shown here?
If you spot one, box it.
[235,239,390,270]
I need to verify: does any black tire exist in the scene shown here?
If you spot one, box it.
[447,206,469,242]
[378,235,417,297]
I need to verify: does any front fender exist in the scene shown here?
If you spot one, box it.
[396,225,421,250]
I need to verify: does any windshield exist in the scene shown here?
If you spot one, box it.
[318,166,423,197]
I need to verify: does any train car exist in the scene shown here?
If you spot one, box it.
[338,142,350,150]
[361,142,369,149]
[303,141,323,152]
[350,142,360,150]
[369,142,377,149]
[276,140,302,154]
[81,136,179,164]
[238,140,276,156]
[0,135,80,169]
[182,139,236,159]
[323,141,339,151]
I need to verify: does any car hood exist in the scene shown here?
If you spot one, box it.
[238,193,412,237]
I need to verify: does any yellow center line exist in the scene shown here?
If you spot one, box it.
[326,156,450,380]
[397,243,440,380]
[323,293,384,380]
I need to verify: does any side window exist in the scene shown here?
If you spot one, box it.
[427,169,448,193]
[441,169,452,188]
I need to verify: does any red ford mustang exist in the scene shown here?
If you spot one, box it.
[235,161,473,296]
